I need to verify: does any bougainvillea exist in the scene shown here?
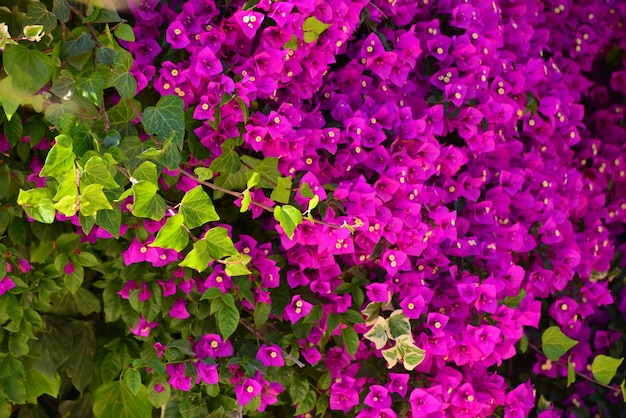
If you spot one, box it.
[1,0,626,417]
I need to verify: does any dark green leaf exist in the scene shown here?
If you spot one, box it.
[342,326,360,357]
[62,32,96,58]
[24,368,61,400]
[289,374,309,405]
[4,111,23,148]
[66,321,96,392]
[216,300,239,340]
[93,381,152,418]
[254,302,271,327]
[142,95,185,150]
[96,207,121,238]
[294,387,316,415]
[96,47,117,66]
[27,2,58,32]
[124,369,142,396]
[50,70,76,100]
[53,0,71,22]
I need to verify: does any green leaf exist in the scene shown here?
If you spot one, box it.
[567,356,576,387]
[17,188,56,224]
[147,378,170,409]
[27,2,58,32]
[53,0,71,22]
[3,45,54,94]
[224,254,252,277]
[621,380,626,403]
[149,214,188,252]
[112,72,137,100]
[124,369,142,396]
[541,326,578,361]
[114,24,135,42]
[4,112,23,148]
[294,387,316,415]
[179,240,212,272]
[82,156,119,188]
[342,326,360,357]
[381,346,399,369]
[591,355,623,385]
[142,95,185,150]
[0,355,26,403]
[179,186,219,229]
[80,184,113,217]
[387,310,411,339]
[96,47,117,65]
[235,97,248,123]
[210,147,241,174]
[24,369,61,400]
[62,32,96,58]
[201,288,223,300]
[254,302,271,327]
[194,167,213,181]
[93,380,152,418]
[132,181,165,221]
[66,321,96,392]
[216,298,239,340]
[76,71,105,106]
[504,289,527,309]
[132,161,158,184]
[302,17,331,43]
[241,189,252,213]
[40,136,75,178]
[96,207,121,238]
[289,375,309,405]
[270,176,292,204]
[203,227,238,259]
[363,316,388,350]
[50,70,76,100]
[240,156,280,189]
[274,205,302,240]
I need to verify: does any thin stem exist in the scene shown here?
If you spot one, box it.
[527,343,621,393]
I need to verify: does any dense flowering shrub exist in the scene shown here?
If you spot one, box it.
[1,0,626,417]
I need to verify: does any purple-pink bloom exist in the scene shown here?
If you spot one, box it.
[166,363,192,391]
[284,295,312,323]
[234,378,262,405]
[130,315,159,337]
[256,344,285,367]
[194,334,234,359]
[195,362,219,384]
[169,299,190,319]
[0,277,15,296]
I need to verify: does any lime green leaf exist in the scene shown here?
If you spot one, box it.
[194,167,213,181]
[246,171,261,189]
[254,302,271,327]
[241,189,252,213]
[241,156,280,189]
[17,188,56,224]
[142,95,185,150]
[402,346,426,371]
[363,316,388,350]
[149,214,188,252]
[93,380,152,418]
[3,44,54,94]
[621,380,626,402]
[179,240,212,272]
[302,17,331,43]
[80,184,113,217]
[53,194,79,216]
[541,326,578,361]
[179,185,219,229]
[114,24,135,41]
[342,326,360,357]
[124,369,142,396]
[224,254,252,277]
[274,205,302,240]
[270,176,292,204]
[40,136,75,178]
[82,156,119,188]
[284,35,298,51]
[132,161,158,185]
[216,297,239,340]
[567,356,576,387]
[591,355,623,385]
[204,227,238,259]
[307,195,320,213]
[132,181,165,221]
[387,310,411,339]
